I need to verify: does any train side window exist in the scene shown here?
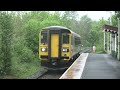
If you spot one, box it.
[75,37,81,45]
[63,34,69,44]
[71,36,74,45]
[41,32,47,44]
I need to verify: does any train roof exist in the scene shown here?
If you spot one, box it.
[71,31,81,38]
[42,26,81,37]
[42,26,70,30]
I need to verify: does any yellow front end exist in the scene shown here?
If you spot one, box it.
[39,32,48,60]
[61,34,71,61]
[39,45,48,60]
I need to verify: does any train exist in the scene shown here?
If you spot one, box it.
[39,26,81,70]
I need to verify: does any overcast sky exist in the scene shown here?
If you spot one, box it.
[50,11,114,21]
[11,11,114,21]
[77,11,114,21]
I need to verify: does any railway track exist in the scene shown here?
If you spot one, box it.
[38,70,66,79]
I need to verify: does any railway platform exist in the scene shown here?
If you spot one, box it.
[60,53,120,79]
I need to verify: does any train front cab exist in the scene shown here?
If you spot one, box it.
[39,29,72,68]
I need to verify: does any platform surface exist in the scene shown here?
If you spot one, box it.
[81,53,120,79]
[59,53,89,79]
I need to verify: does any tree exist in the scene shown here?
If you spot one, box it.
[115,11,120,19]
[24,19,40,54]
[79,15,92,47]
[0,12,13,75]
[92,18,108,52]
[111,14,118,27]
[87,30,99,46]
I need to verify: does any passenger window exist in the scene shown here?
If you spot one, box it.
[63,34,69,44]
[75,37,81,45]
[41,32,47,44]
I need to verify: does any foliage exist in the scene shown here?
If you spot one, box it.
[111,50,117,58]
[111,14,118,27]
[87,30,99,46]
[111,11,120,27]
[79,15,92,47]
[115,11,120,19]
[0,12,13,75]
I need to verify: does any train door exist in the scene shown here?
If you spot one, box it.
[51,34,59,58]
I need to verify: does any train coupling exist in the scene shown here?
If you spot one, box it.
[52,62,57,65]
[51,59,57,66]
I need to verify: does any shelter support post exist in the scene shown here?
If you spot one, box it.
[118,18,120,60]
[110,33,112,54]
[107,32,110,53]
[104,32,106,51]
[115,34,117,52]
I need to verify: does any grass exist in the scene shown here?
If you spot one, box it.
[90,48,107,54]
[96,50,107,54]
[10,57,41,79]
[0,59,41,79]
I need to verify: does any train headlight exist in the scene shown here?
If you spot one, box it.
[62,48,69,52]
[41,48,47,52]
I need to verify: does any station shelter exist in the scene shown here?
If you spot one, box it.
[102,20,120,60]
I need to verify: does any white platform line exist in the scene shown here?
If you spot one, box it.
[78,53,89,79]
[59,53,89,79]
[59,57,78,79]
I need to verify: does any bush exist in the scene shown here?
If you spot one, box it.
[10,28,40,78]
[11,56,40,78]
[11,46,40,78]
[112,50,117,58]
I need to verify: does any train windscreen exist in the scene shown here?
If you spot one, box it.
[63,34,69,44]
[41,31,47,44]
